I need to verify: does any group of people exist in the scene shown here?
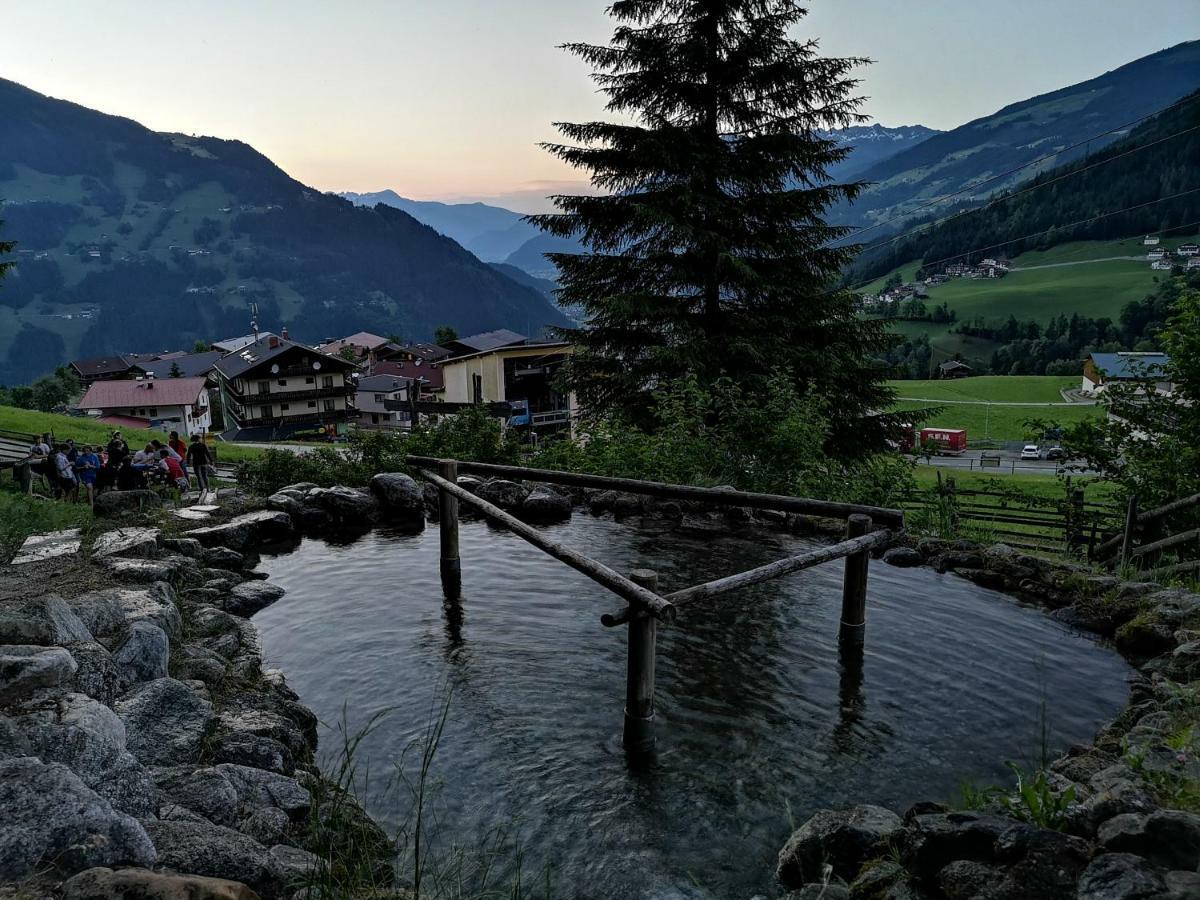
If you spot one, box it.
[28,429,217,506]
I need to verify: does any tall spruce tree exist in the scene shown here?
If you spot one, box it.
[533,0,900,452]
[0,221,13,284]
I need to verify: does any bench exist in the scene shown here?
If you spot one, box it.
[0,429,38,493]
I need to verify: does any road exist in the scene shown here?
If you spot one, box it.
[1010,255,1145,271]
[912,450,1096,477]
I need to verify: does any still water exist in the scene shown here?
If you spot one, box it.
[254,516,1130,898]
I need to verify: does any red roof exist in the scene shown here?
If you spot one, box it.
[80,377,207,410]
[370,360,444,390]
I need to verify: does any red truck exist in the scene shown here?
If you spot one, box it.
[919,427,967,455]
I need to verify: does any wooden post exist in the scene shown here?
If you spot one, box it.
[16,461,32,495]
[840,514,872,647]
[438,459,461,598]
[1119,495,1139,571]
[623,569,658,755]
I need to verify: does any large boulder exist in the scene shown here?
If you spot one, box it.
[186,511,294,551]
[311,485,379,520]
[0,756,156,879]
[214,762,311,818]
[111,621,171,684]
[61,867,259,900]
[777,805,904,887]
[203,546,248,570]
[141,820,281,898]
[153,765,241,826]
[114,678,214,767]
[520,485,572,524]
[1099,810,1200,870]
[1076,852,1167,900]
[882,547,923,568]
[0,594,92,646]
[68,584,182,641]
[476,478,530,510]
[222,581,287,618]
[93,490,163,517]
[369,472,427,528]
[90,526,160,560]
[0,644,77,705]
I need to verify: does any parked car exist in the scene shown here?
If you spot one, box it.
[1020,445,1041,460]
[1043,447,1066,460]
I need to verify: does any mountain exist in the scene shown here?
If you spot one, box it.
[837,40,1200,230]
[340,190,539,261]
[0,80,569,384]
[848,88,1200,282]
[503,234,585,282]
[822,124,942,182]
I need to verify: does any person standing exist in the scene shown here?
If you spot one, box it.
[187,434,213,494]
[169,430,190,483]
[75,445,101,506]
[107,431,128,466]
[53,443,78,501]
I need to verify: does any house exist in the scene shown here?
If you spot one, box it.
[1083,352,1173,396]
[129,350,225,382]
[1147,248,1167,261]
[316,331,390,365]
[69,356,138,385]
[938,360,973,380]
[1177,243,1200,257]
[1151,259,1173,271]
[979,257,1010,271]
[439,329,527,357]
[355,375,414,429]
[368,359,445,395]
[440,335,577,433]
[212,335,358,439]
[212,332,276,354]
[1144,235,1161,246]
[373,342,452,364]
[78,376,211,434]
[1188,257,1200,270]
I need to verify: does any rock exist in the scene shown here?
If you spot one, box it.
[98,556,183,585]
[990,824,1090,898]
[208,732,295,776]
[174,645,230,689]
[476,478,530,510]
[223,581,287,618]
[161,536,204,558]
[204,546,248,570]
[1115,616,1177,658]
[114,678,214,766]
[214,763,311,818]
[678,513,728,537]
[90,526,160,559]
[931,552,986,574]
[61,867,260,900]
[369,473,427,527]
[0,713,32,760]
[11,528,82,565]
[1167,640,1200,681]
[0,644,78,704]
[70,584,182,641]
[66,641,122,705]
[153,765,240,826]
[518,485,572,524]
[186,510,294,551]
[93,489,163,517]
[935,859,1005,899]
[1100,810,1200,870]
[141,820,278,898]
[956,568,1009,591]
[110,621,170,685]
[240,807,291,846]
[0,594,92,646]
[1077,852,1167,900]
[786,886,849,900]
[777,805,904,887]
[267,843,321,888]
[1147,588,1200,628]
[881,547,922,568]
[850,859,908,898]
[903,812,1020,879]
[312,485,378,520]
[1165,870,1200,898]
[0,756,155,880]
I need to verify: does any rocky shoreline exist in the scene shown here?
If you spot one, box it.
[3,473,1198,898]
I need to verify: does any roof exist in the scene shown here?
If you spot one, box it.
[70,356,135,377]
[80,377,208,410]
[212,332,276,354]
[131,351,224,379]
[442,329,527,355]
[378,341,452,362]
[441,339,572,364]
[213,336,356,380]
[939,360,971,371]
[317,332,390,356]
[369,359,445,390]
[1089,352,1172,380]
[357,374,413,393]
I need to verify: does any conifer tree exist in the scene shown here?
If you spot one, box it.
[533,0,900,452]
[0,221,13,284]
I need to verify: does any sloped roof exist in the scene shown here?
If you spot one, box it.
[70,356,135,376]
[214,336,356,380]
[212,332,276,354]
[369,359,445,390]
[357,374,412,393]
[80,377,208,410]
[443,329,527,355]
[317,332,390,356]
[1089,352,1171,380]
[131,351,224,379]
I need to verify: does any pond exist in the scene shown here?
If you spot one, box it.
[253,516,1131,898]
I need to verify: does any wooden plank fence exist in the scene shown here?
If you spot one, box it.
[409,456,902,756]
[1094,491,1200,578]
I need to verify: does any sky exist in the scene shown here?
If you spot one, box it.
[4,1,1199,212]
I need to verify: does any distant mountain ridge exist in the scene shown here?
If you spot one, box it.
[820,124,942,181]
[0,79,568,383]
[836,40,1200,230]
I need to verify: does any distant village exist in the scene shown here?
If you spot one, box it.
[63,327,578,443]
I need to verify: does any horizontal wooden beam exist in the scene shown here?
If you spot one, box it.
[1139,492,1200,525]
[416,468,676,622]
[600,529,892,627]
[1130,527,1200,559]
[405,457,905,527]
[1143,557,1200,580]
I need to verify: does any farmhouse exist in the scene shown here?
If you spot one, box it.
[1082,352,1173,396]
[212,332,276,354]
[69,356,138,385]
[1147,247,1167,260]
[1144,235,1161,246]
[355,374,414,429]
[213,335,358,439]
[1178,243,1199,257]
[78,376,211,433]
[937,360,973,379]
[317,331,391,365]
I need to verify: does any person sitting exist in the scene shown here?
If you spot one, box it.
[116,456,142,491]
[158,448,189,492]
[168,431,189,481]
[132,444,156,471]
[75,444,101,506]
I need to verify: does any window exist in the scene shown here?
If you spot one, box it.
[277,379,287,387]
[257,381,270,395]
[323,399,336,412]
[149,408,157,417]
[305,376,314,384]
[321,375,335,389]
[259,406,272,419]
[308,401,316,408]
[374,393,385,402]
[280,403,290,412]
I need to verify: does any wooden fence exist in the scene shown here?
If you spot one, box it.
[407,456,902,755]
[1094,491,1200,580]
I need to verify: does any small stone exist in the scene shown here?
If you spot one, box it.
[61,866,259,900]
[936,859,1004,900]
[90,526,160,559]
[93,489,162,517]
[114,678,214,766]
[11,528,82,564]
[0,645,78,704]
[161,537,204,557]
[208,732,295,775]
[223,581,286,618]
[777,805,904,888]
[882,547,922,567]
[112,621,170,684]
[0,594,92,646]
[520,485,572,524]
[203,546,247,570]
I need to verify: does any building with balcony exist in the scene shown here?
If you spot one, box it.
[355,374,413,429]
[78,376,211,434]
[213,335,358,440]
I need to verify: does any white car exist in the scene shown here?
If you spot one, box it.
[1020,445,1041,460]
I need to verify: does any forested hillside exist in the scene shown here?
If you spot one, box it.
[0,79,568,384]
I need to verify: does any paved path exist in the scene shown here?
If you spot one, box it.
[896,397,1089,407]
[1010,255,1144,271]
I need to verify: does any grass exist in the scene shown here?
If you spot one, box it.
[0,480,94,562]
[888,375,1079,404]
[0,405,265,464]
[893,398,1101,443]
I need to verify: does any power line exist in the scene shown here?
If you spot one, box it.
[847,91,1200,243]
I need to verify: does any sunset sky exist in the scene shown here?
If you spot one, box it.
[5,0,1198,211]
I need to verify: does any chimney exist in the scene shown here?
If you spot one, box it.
[268,336,279,349]
[146,381,154,390]
[281,326,290,341]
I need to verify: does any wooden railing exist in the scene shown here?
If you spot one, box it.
[1095,491,1200,578]
[408,456,901,755]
